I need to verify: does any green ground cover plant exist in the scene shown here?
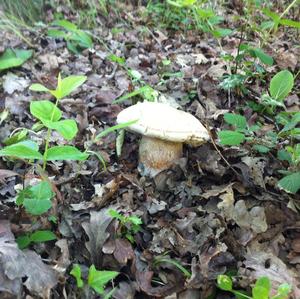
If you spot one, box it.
[217,275,291,299]
[108,209,142,243]
[218,69,298,193]
[48,19,93,54]
[70,263,118,298]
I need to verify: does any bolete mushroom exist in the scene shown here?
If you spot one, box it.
[117,101,210,177]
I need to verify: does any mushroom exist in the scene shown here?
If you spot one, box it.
[117,101,210,177]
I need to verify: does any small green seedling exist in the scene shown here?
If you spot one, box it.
[0,48,33,71]
[107,54,159,104]
[220,45,273,94]
[108,209,142,243]
[113,85,158,104]
[16,230,56,249]
[0,73,88,216]
[70,264,118,298]
[260,70,294,112]
[16,180,54,215]
[48,19,93,54]
[277,142,300,194]
[218,113,265,148]
[217,275,292,299]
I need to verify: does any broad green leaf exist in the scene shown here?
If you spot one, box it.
[16,235,31,249]
[280,113,300,133]
[53,19,78,31]
[47,29,67,38]
[212,28,232,38]
[270,70,294,101]
[0,49,33,71]
[253,145,270,153]
[42,119,78,140]
[218,130,245,146]
[108,209,123,221]
[277,283,292,298]
[30,230,56,243]
[22,181,54,215]
[70,264,84,288]
[224,113,247,129]
[252,277,270,299]
[252,48,273,65]
[217,275,232,291]
[0,140,43,160]
[29,83,50,92]
[24,198,52,215]
[88,265,119,295]
[53,75,87,99]
[66,41,80,54]
[46,146,89,161]
[28,181,53,200]
[72,31,93,48]
[278,172,300,194]
[30,100,62,122]
[16,230,56,249]
[277,149,292,163]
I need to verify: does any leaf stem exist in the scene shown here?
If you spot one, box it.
[42,98,59,170]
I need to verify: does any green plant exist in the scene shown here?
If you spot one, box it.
[107,54,159,104]
[0,73,88,216]
[70,264,118,297]
[219,44,274,94]
[218,68,299,194]
[16,180,54,215]
[48,19,93,54]
[16,230,56,249]
[260,70,294,112]
[218,113,270,149]
[108,209,142,243]
[217,274,292,299]
[0,48,33,71]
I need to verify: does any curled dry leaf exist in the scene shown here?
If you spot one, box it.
[82,209,113,265]
[0,220,58,298]
[241,241,300,298]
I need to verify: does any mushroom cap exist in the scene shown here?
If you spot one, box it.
[117,102,210,145]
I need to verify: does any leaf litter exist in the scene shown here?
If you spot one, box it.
[0,1,300,298]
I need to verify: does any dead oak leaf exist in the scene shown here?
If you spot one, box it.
[242,241,300,298]
[113,238,134,265]
[82,209,113,265]
[0,220,58,298]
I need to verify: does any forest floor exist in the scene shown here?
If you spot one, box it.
[0,1,300,299]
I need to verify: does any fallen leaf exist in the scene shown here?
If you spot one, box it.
[0,220,58,297]
[82,209,112,265]
[3,73,30,94]
[113,238,134,265]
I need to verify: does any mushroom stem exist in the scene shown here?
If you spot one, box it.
[138,136,183,177]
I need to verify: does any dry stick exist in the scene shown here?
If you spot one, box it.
[205,123,240,178]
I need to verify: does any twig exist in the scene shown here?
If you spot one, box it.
[205,123,240,177]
